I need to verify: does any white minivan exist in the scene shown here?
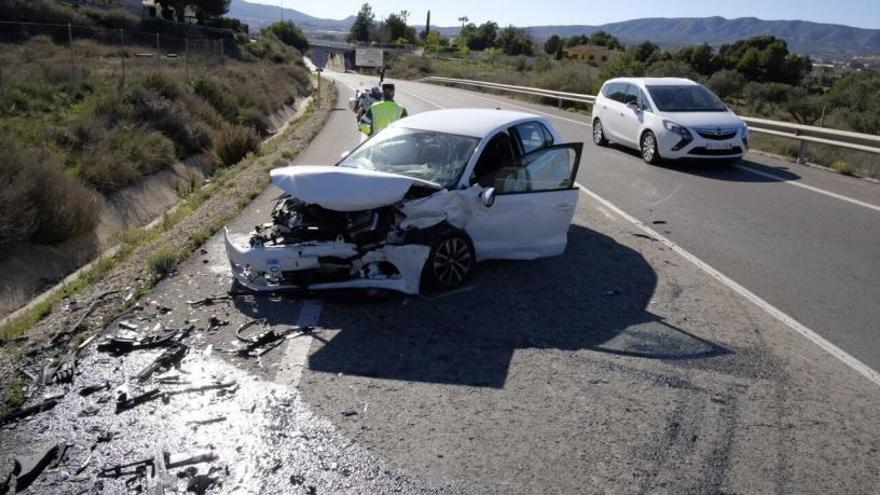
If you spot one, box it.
[591,77,749,164]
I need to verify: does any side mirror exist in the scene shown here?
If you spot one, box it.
[626,100,640,111]
[480,187,496,207]
[347,97,357,112]
[340,151,351,160]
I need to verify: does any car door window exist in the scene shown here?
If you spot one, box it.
[471,132,516,188]
[494,143,583,194]
[623,84,640,106]
[608,83,628,103]
[514,121,554,154]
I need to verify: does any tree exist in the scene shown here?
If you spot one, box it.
[496,25,533,56]
[707,69,747,99]
[598,51,645,82]
[458,21,498,51]
[383,11,416,44]
[630,41,659,63]
[783,86,825,124]
[589,30,622,50]
[565,34,590,48]
[348,3,374,43]
[425,30,447,49]
[544,35,562,56]
[645,60,699,79]
[263,21,308,52]
[191,0,229,20]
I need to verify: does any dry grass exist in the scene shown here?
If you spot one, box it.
[213,125,261,167]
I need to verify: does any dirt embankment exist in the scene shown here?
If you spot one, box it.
[0,83,336,391]
[0,102,308,321]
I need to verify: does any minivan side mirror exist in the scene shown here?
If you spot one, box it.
[626,100,640,111]
[481,187,496,207]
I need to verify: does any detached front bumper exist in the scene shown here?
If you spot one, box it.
[224,228,429,295]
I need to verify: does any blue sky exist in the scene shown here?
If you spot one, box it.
[250,0,880,29]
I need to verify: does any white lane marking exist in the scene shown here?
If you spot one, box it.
[397,88,446,109]
[735,163,880,213]
[420,82,880,213]
[282,299,323,388]
[576,182,880,387]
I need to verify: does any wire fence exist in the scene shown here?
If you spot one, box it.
[0,20,229,90]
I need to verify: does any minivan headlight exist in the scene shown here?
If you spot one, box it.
[741,121,749,136]
[663,120,692,139]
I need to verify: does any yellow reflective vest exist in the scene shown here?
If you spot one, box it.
[359,100,408,136]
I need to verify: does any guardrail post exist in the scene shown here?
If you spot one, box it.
[797,141,808,164]
[119,29,126,89]
[155,33,160,68]
[557,98,562,109]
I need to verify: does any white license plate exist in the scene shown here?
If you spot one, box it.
[707,142,733,150]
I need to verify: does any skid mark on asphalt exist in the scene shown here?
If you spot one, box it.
[281,299,323,388]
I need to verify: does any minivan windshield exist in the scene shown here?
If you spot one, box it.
[339,127,480,188]
[646,85,728,112]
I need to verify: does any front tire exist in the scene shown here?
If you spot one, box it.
[640,131,662,165]
[592,119,608,146]
[422,230,475,291]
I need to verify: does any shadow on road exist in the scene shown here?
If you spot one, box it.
[301,224,731,388]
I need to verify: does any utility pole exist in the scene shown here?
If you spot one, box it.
[280,0,284,21]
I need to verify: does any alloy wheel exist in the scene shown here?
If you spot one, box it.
[432,237,473,286]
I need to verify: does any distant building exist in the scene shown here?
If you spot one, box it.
[119,0,196,24]
[563,45,618,66]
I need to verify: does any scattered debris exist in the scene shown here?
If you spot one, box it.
[98,326,192,355]
[79,382,111,397]
[115,386,163,413]
[631,233,658,242]
[98,449,217,479]
[0,394,63,426]
[9,443,62,492]
[652,220,667,225]
[187,295,232,308]
[234,319,310,357]
[51,290,123,344]
[185,416,226,427]
[341,410,358,417]
[207,316,229,333]
[135,344,188,383]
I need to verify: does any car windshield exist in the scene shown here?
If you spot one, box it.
[646,85,728,112]
[339,127,480,188]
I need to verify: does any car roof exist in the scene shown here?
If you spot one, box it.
[606,77,699,87]
[390,109,544,138]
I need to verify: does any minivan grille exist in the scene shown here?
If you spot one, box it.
[696,127,739,140]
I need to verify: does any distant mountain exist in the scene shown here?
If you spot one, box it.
[225,3,880,59]
[228,0,353,32]
[436,17,880,59]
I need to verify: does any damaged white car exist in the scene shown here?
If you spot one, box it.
[225,109,583,294]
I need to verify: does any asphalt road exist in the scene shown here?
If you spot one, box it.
[330,71,880,373]
[7,73,879,494]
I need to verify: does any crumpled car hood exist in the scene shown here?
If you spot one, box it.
[270,165,439,212]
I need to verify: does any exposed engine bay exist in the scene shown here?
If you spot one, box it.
[225,165,478,295]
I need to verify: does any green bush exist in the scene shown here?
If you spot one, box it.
[213,125,260,167]
[0,137,101,251]
[237,106,272,136]
[78,129,176,192]
[147,248,178,277]
[192,76,237,120]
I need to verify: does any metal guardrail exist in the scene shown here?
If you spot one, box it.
[423,76,880,159]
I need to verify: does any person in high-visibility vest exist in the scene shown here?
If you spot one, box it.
[359,84,408,136]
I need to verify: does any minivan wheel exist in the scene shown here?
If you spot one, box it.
[592,119,608,146]
[422,230,475,290]
[640,131,661,164]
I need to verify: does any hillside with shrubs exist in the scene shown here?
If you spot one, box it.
[0,0,313,255]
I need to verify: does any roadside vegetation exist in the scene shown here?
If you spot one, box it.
[354,0,880,178]
[0,1,313,255]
